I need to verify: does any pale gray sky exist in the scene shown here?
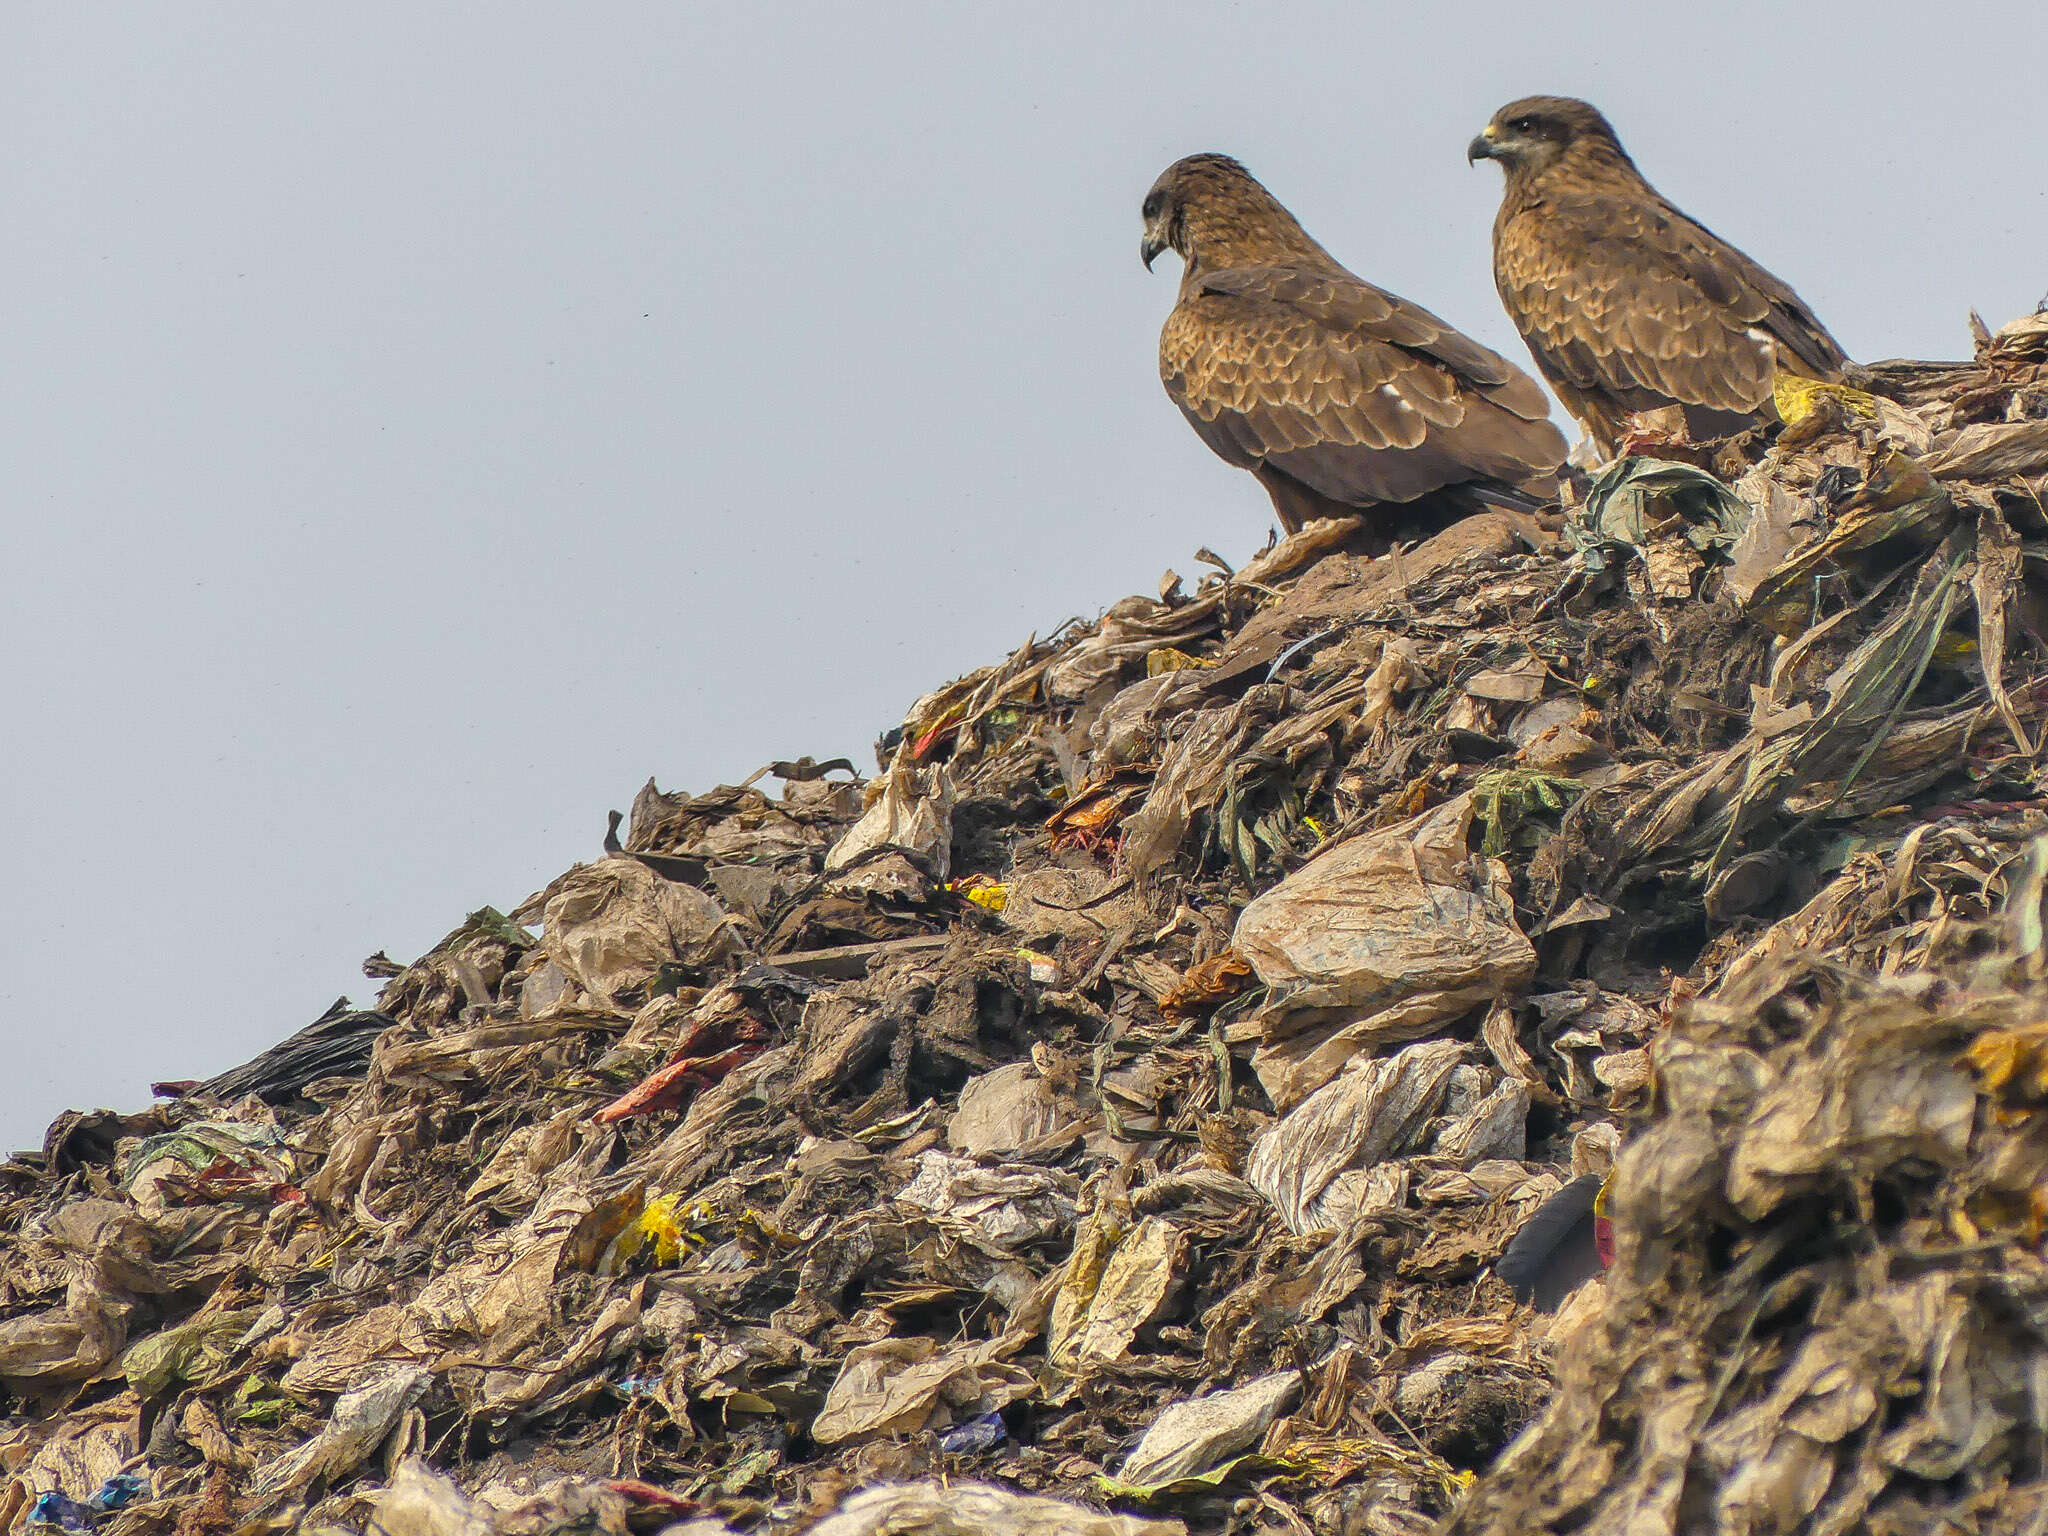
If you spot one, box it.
[4,3,2043,1149]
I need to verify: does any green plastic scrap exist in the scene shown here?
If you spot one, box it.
[1568,456,1752,574]
[1470,769,1586,858]
[1213,754,1304,884]
[1706,539,1967,878]
[121,1306,264,1396]
[1097,1440,1470,1506]
[121,1122,297,1190]
[457,906,536,949]
[1096,1454,1260,1501]
[231,1374,292,1425]
[2005,834,2048,972]
[979,705,1028,748]
[717,1446,780,1496]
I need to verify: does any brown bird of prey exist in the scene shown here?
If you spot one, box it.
[1142,154,1567,535]
[1469,96,1851,452]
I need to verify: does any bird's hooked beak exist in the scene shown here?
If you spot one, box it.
[1467,125,1502,164]
[1140,198,1174,271]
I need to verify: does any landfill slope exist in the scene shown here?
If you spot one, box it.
[5,313,2048,1536]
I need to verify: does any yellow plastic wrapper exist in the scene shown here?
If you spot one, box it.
[1966,1021,2048,1109]
[634,1191,686,1265]
[1146,646,1216,676]
[947,875,1009,912]
[1773,372,1880,427]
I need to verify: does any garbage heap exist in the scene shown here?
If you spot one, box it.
[5,312,2048,1536]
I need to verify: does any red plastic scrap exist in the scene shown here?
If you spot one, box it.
[1045,773,1149,853]
[604,1480,704,1518]
[154,1154,303,1207]
[911,709,965,761]
[593,1026,768,1124]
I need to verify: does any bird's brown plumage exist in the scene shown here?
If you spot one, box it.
[1142,154,1566,534]
[1470,96,1851,451]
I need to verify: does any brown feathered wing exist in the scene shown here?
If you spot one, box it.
[1494,190,1847,441]
[1161,266,1565,512]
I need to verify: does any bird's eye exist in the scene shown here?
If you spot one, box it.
[1142,193,1164,220]
[1509,116,1536,134]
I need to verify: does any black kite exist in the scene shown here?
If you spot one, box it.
[1470,96,1851,451]
[1142,154,1567,535]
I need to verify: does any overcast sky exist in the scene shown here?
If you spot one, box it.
[3,3,2043,1151]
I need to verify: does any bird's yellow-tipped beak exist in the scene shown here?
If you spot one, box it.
[1141,234,1167,270]
[1467,125,1501,164]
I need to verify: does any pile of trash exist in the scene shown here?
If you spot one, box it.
[5,310,2048,1536]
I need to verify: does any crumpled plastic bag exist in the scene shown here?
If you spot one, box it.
[947,1061,1076,1156]
[1045,591,1221,704]
[346,1459,498,1536]
[803,1480,1185,1536]
[279,1303,418,1395]
[894,1150,1079,1247]
[121,1121,301,1214]
[120,1305,263,1396]
[1433,1076,1530,1164]
[539,857,740,1001]
[1234,793,1535,1108]
[22,1473,145,1535]
[0,1201,162,1388]
[1568,455,1753,575]
[811,1337,1036,1445]
[998,866,1148,941]
[1113,1369,1301,1491]
[1247,1038,1467,1233]
[347,1458,651,1536]
[3,1398,140,1531]
[249,1362,429,1501]
[824,744,953,899]
[476,1283,642,1414]
[1049,1215,1185,1366]
[1120,703,1262,879]
[0,1300,129,1391]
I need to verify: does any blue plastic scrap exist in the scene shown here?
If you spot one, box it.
[24,1493,93,1533]
[90,1474,150,1512]
[23,1474,151,1532]
[938,1411,1008,1453]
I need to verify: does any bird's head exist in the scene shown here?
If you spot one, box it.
[1138,177,1180,272]
[1141,153,1322,275]
[1468,96,1633,180]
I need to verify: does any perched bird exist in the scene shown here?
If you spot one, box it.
[1142,154,1567,536]
[1469,97,1851,452]
[1496,1172,1614,1311]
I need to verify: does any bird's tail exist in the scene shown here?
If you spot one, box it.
[1449,473,1558,515]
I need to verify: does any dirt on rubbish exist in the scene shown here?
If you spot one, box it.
[9,311,2048,1536]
